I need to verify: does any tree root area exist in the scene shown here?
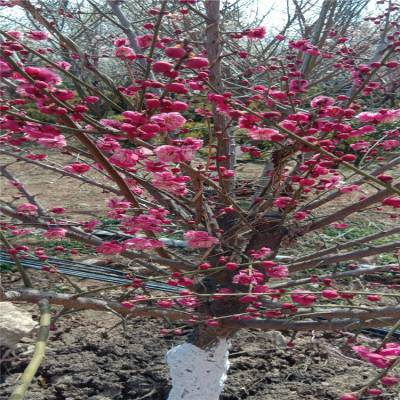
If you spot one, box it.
[1,308,399,400]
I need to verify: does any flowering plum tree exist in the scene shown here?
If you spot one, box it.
[0,0,400,399]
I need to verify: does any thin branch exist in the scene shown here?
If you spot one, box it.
[302,184,400,233]
[294,226,400,263]
[273,263,398,289]
[1,288,189,321]
[0,231,32,288]
[289,242,400,273]
[9,299,50,400]
[137,0,168,110]
[0,149,122,196]
[0,165,46,216]
[226,316,399,332]
[303,156,400,211]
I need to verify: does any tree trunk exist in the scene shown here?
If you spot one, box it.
[205,0,236,194]
[166,338,230,400]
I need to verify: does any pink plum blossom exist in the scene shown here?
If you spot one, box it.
[24,66,61,85]
[248,128,284,141]
[310,95,335,108]
[184,231,219,248]
[381,376,400,386]
[383,197,400,208]
[106,198,131,210]
[109,149,139,168]
[350,141,370,151]
[165,46,186,58]
[16,203,38,215]
[152,171,190,195]
[186,57,209,69]
[136,34,153,49]
[37,135,66,148]
[273,196,295,209]
[291,290,317,306]
[357,109,400,123]
[340,394,358,400]
[44,228,67,239]
[27,31,49,40]
[152,61,173,73]
[232,269,264,285]
[150,112,186,131]
[321,289,340,299]
[251,247,272,259]
[96,241,125,255]
[64,163,91,174]
[246,26,267,40]
[265,264,289,278]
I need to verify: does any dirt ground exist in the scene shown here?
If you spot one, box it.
[1,271,399,400]
[0,309,388,400]
[1,153,111,218]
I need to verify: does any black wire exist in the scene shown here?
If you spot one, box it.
[1,250,399,339]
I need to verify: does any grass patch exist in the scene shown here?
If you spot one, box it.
[31,238,92,258]
[282,218,399,261]
[0,263,16,272]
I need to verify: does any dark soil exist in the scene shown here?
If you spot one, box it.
[1,261,399,400]
[1,300,398,400]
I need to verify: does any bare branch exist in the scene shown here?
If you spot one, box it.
[1,288,189,321]
[226,317,399,332]
[289,242,400,273]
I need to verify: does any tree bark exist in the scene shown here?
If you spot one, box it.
[205,0,236,194]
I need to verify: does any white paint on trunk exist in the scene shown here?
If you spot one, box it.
[166,339,230,400]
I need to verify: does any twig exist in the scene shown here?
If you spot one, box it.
[0,288,190,320]
[137,0,168,110]
[357,358,400,398]
[0,232,32,288]
[9,299,51,400]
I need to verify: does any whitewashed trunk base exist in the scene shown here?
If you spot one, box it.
[166,339,230,400]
